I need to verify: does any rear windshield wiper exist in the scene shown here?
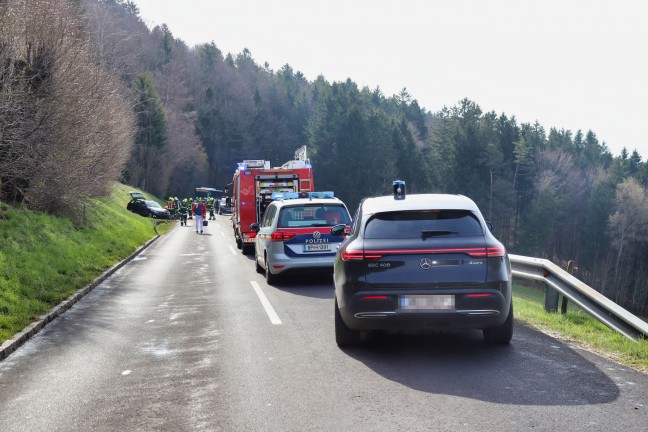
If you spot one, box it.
[421,230,457,239]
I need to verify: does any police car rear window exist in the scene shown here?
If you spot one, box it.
[277,205,350,228]
[364,210,483,239]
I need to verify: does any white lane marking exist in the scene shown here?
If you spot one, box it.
[228,245,237,255]
[220,232,225,238]
[122,370,132,376]
[250,281,282,325]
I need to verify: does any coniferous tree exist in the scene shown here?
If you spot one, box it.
[126,72,169,195]
[393,118,430,193]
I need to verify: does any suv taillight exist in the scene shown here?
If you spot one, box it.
[486,246,506,257]
[341,247,505,259]
[467,246,506,258]
[341,249,383,261]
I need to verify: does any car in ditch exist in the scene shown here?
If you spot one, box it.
[250,192,352,284]
[126,191,171,219]
[332,181,513,346]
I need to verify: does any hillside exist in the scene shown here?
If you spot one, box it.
[0,183,170,343]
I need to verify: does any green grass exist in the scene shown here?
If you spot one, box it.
[513,288,648,373]
[513,284,545,301]
[0,183,172,343]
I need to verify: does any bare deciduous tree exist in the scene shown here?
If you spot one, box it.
[153,62,209,193]
[607,178,648,302]
[1,0,135,220]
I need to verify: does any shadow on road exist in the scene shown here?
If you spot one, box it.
[340,324,619,406]
[267,271,335,300]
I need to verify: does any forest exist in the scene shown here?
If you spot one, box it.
[1,0,648,315]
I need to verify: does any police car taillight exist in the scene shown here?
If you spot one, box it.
[270,232,297,242]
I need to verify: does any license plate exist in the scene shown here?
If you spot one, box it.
[399,295,455,310]
[303,244,332,252]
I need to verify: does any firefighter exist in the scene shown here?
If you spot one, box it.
[187,197,193,219]
[207,197,216,220]
[178,198,188,226]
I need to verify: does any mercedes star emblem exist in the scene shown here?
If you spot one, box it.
[420,258,432,270]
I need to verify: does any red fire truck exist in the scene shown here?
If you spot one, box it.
[232,146,314,254]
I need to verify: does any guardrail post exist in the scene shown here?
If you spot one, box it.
[561,260,573,314]
[544,283,559,312]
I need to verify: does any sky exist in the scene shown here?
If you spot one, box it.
[130,0,648,158]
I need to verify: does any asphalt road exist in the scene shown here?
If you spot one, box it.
[0,215,647,431]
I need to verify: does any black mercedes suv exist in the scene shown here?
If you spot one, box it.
[332,185,513,346]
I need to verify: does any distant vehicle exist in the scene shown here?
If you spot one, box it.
[195,187,223,201]
[250,191,351,284]
[126,191,171,219]
[332,181,513,347]
[218,197,232,215]
[231,146,314,255]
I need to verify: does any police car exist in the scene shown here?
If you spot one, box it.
[250,192,352,284]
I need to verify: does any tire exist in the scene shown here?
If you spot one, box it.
[255,255,264,274]
[265,256,278,285]
[242,244,253,256]
[483,302,514,344]
[335,298,362,347]
[236,237,242,250]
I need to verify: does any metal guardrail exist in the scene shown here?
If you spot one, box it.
[509,254,648,342]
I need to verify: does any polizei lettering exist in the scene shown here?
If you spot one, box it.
[304,238,329,244]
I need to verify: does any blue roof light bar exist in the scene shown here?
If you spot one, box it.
[271,191,335,200]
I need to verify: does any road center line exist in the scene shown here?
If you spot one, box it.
[250,281,282,325]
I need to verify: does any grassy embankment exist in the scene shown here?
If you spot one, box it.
[0,183,172,343]
[513,285,648,373]
[0,187,646,373]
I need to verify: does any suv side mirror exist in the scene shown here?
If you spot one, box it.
[250,223,260,232]
[330,224,347,237]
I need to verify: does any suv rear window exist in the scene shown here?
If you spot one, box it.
[364,210,483,239]
[278,205,350,228]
